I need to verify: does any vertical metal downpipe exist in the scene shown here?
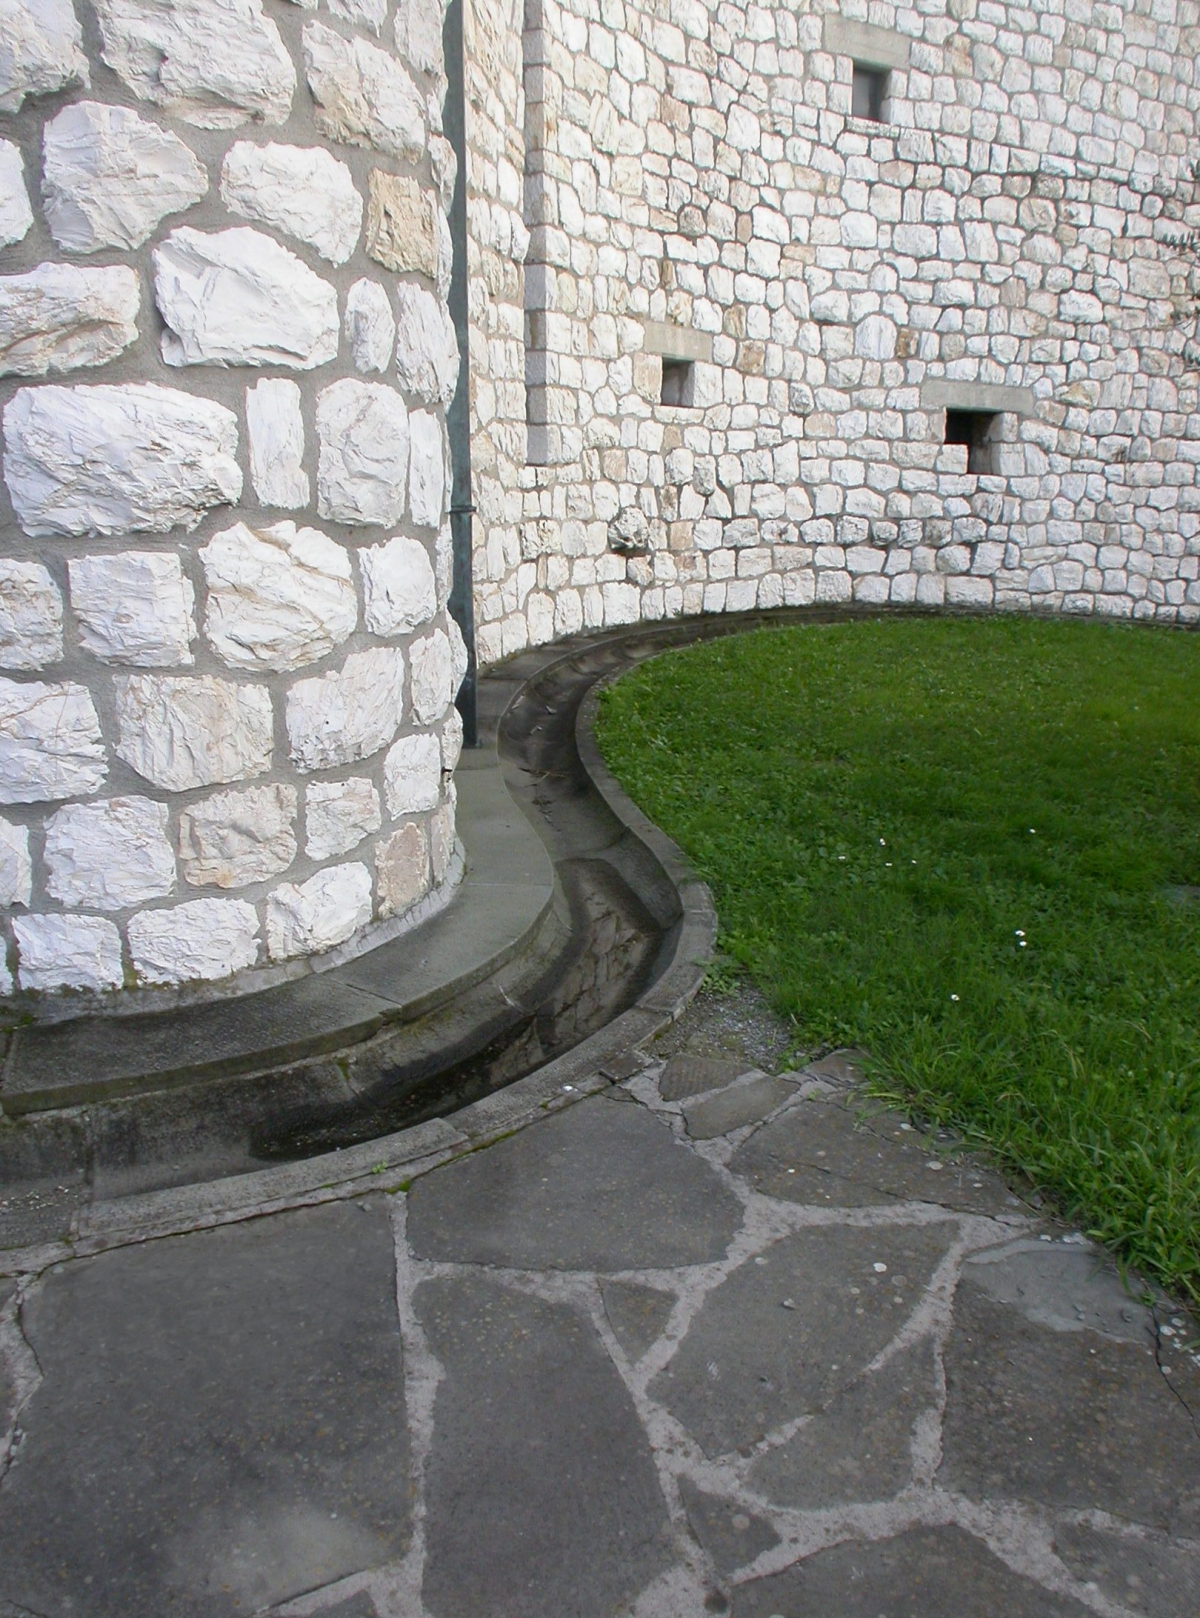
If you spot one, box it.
[443,0,478,746]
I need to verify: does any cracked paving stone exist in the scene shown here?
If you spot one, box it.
[274,1595,379,1618]
[415,1273,673,1618]
[1053,1519,1200,1618]
[658,1055,754,1102]
[730,1524,1097,1617]
[649,1221,954,1458]
[965,1242,1159,1344]
[682,1073,798,1140]
[939,1277,1200,1535]
[407,1095,742,1270]
[748,1336,936,1508]
[0,1280,16,1441]
[678,1478,779,1575]
[600,1279,676,1363]
[0,1201,409,1618]
[728,1093,1019,1214]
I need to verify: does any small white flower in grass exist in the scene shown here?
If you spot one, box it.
[879,838,886,845]
[950,993,960,1001]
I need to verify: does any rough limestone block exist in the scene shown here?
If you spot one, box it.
[305,777,380,859]
[375,820,428,917]
[0,0,88,114]
[394,0,444,75]
[0,680,106,803]
[0,815,31,906]
[128,896,259,985]
[430,784,455,883]
[327,0,388,34]
[265,861,372,959]
[43,101,208,253]
[345,278,395,373]
[14,914,123,994]
[0,140,32,248]
[154,227,339,369]
[246,378,309,508]
[200,520,356,673]
[383,730,441,815]
[361,535,436,635]
[178,782,297,887]
[221,142,362,265]
[366,170,437,276]
[44,795,175,909]
[409,628,453,725]
[409,409,446,527]
[446,613,467,695]
[0,263,140,378]
[441,703,462,774]
[114,673,272,791]
[303,22,424,161]
[3,383,241,538]
[316,379,409,525]
[93,0,294,129]
[394,283,457,402]
[68,551,196,668]
[0,561,63,670]
[287,645,406,771]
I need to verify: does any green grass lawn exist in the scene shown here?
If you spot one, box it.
[595,615,1200,1302]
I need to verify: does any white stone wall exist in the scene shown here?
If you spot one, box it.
[467,0,1200,662]
[0,0,462,999]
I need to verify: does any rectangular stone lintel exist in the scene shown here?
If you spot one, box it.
[920,379,1036,416]
[640,321,714,364]
[823,17,912,70]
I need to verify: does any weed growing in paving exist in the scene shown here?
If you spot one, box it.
[596,616,1200,1301]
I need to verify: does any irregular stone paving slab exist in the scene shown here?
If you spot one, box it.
[650,1221,955,1458]
[731,1525,1097,1617]
[1053,1519,1200,1618]
[683,1072,798,1139]
[600,1278,676,1362]
[407,1095,742,1270]
[0,1200,409,1618]
[966,1241,1158,1343]
[415,1274,673,1618]
[289,1595,379,1618]
[678,1479,779,1575]
[939,1279,1200,1535]
[749,1336,936,1508]
[659,1053,752,1101]
[729,1093,1019,1215]
[0,1278,16,1436]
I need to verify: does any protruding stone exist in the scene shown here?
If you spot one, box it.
[42,101,208,253]
[154,227,339,370]
[0,264,140,379]
[114,674,272,791]
[316,379,409,526]
[266,861,372,959]
[220,142,362,265]
[430,783,455,881]
[0,140,32,248]
[200,520,356,673]
[0,562,63,671]
[327,0,388,33]
[394,0,444,75]
[0,680,106,804]
[346,279,395,374]
[68,551,196,668]
[394,283,457,402]
[375,820,429,917]
[366,170,437,276]
[447,613,468,695]
[0,815,31,906]
[93,0,295,130]
[0,0,88,114]
[409,629,453,725]
[306,777,380,859]
[246,378,309,509]
[3,383,242,538]
[383,731,441,815]
[287,646,406,771]
[179,782,297,888]
[128,897,259,985]
[44,796,175,910]
[409,409,446,527]
[361,535,436,635]
[441,704,462,774]
[303,22,424,161]
[14,914,123,994]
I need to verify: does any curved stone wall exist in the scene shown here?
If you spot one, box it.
[0,0,463,1001]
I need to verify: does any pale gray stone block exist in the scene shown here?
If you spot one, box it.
[0,139,32,248]
[303,22,425,161]
[345,279,395,374]
[383,730,440,816]
[394,0,444,75]
[220,142,363,265]
[68,551,196,668]
[265,861,372,959]
[0,561,62,671]
[409,409,446,528]
[14,913,123,993]
[114,674,273,792]
[42,101,208,253]
[286,645,406,771]
[127,896,259,985]
[179,782,297,888]
[394,282,458,402]
[154,227,339,369]
[200,520,356,673]
[327,0,388,33]
[246,379,309,509]
[361,535,437,636]
[0,263,139,379]
[0,0,88,114]
[305,777,380,859]
[440,704,462,775]
[374,819,429,917]
[0,680,106,804]
[44,795,175,909]
[0,814,31,906]
[409,628,453,725]
[3,383,241,538]
[316,379,409,525]
[429,784,455,882]
[366,171,438,277]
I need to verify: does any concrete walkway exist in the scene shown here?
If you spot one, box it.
[0,982,1196,1618]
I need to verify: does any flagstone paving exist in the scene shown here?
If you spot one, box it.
[0,985,1197,1618]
